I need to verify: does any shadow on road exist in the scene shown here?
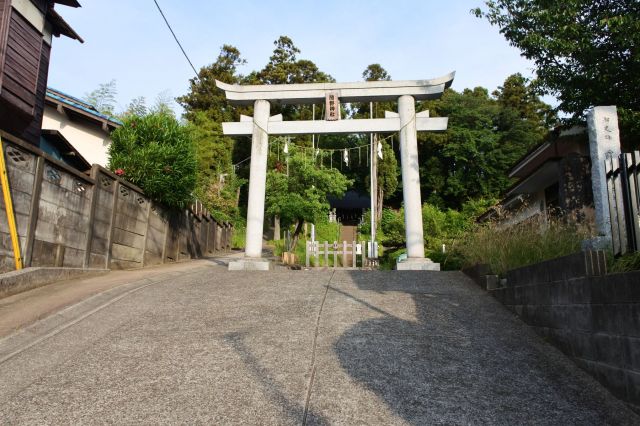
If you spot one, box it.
[224,332,329,425]
[332,270,634,424]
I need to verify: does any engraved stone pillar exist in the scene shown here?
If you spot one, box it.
[587,106,622,248]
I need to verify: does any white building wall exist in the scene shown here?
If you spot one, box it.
[41,105,112,167]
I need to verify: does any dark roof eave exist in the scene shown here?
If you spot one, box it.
[41,129,92,171]
[48,8,84,43]
[54,0,81,7]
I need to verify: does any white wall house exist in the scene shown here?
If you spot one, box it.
[40,88,121,170]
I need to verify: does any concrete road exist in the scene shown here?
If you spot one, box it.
[0,263,637,425]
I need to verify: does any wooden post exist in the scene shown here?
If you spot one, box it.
[343,240,347,268]
[314,240,319,267]
[333,241,337,269]
[24,156,44,267]
[324,241,329,267]
[352,240,357,268]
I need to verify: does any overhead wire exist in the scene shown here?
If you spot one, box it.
[152,0,199,78]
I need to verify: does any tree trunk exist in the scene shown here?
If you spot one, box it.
[290,219,304,252]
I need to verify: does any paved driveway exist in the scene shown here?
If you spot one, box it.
[0,265,637,424]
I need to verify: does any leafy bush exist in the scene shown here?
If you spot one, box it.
[379,208,404,246]
[109,112,197,209]
[359,200,495,270]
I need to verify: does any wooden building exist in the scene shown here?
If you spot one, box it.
[0,0,82,146]
[478,126,594,226]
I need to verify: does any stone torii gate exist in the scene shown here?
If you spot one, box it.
[217,72,455,270]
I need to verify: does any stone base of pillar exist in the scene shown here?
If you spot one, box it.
[228,258,272,271]
[396,258,441,271]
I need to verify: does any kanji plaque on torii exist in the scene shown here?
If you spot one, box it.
[326,91,340,121]
[217,72,455,271]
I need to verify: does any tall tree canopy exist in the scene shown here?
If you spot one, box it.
[419,74,554,208]
[474,0,640,143]
[177,44,247,123]
[84,80,117,116]
[248,36,334,123]
[177,38,336,222]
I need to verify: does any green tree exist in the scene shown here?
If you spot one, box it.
[108,112,197,209]
[255,36,334,86]
[474,0,640,143]
[177,44,247,123]
[84,79,118,116]
[266,148,352,249]
[418,74,553,208]
[420,88,501,207]
[177,44,252,221]
[250,36,334,126]
[189,111,243,221]
[124,96,148,117]
[363,63,391,82]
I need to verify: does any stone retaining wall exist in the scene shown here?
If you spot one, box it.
[467,251,640,411]
[0,136,232,273]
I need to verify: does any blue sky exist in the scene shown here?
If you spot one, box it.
[48,1,538,115]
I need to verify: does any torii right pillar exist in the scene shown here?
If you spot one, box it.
[397,95,440,270]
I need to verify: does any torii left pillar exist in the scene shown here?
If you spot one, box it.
[228,99,272,270]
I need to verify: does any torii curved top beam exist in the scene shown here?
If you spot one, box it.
[215,72,455,105]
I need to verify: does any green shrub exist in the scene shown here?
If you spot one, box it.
[109,112,197,209]
[458,217,593,277]
[380,208,405,247]
[231,218,246,249]
[610,252,640,273]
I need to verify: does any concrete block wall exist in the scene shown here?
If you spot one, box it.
[0,136,233,273]
[488,251,640,411]
[0,142,38,270]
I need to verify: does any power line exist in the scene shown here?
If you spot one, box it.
[152,0,199,78]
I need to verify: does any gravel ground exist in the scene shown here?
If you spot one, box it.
[0,266,637,425]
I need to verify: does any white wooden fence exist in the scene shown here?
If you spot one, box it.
[305,240,378,268]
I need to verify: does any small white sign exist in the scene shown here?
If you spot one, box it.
[355,244,362,255]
